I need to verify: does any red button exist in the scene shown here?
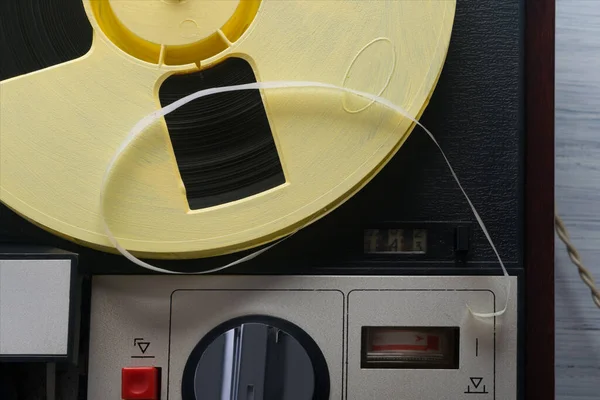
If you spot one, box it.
[122,367,159,400]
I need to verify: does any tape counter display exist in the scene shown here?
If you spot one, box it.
[364,229,428,254]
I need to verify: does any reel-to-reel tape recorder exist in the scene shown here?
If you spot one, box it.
[0,0,554,399]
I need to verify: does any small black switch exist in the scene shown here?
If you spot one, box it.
[455,226,470,253]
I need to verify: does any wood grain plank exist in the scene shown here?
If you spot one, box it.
[556,1,600,399]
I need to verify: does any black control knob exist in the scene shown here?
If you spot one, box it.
[182,316,330,400]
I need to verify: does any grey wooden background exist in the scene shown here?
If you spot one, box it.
[556,1,600,399]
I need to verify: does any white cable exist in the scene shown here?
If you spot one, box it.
[101,81,510,318]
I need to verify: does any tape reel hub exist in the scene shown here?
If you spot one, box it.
[91,0,261,65]
[109,0,238,45]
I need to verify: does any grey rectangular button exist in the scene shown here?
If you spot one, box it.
[0,259,72,357]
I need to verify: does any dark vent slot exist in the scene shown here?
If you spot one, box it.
[0,0,93,80]
[159,57,285,210]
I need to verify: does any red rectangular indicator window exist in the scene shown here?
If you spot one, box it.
[361,327,459,369]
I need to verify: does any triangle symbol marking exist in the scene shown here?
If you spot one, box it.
[138,342,150,354]
[470,377,483,389]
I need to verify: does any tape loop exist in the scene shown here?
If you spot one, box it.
[101,81,510,318]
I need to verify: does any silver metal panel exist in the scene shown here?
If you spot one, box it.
[169,290,344,399]
[87,275,517,400]
[0,259,71,356]
[348,290,496,400]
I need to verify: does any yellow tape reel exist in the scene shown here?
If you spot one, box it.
[0,0,456,259]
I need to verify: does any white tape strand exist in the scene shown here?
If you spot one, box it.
[101,81,510,318]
